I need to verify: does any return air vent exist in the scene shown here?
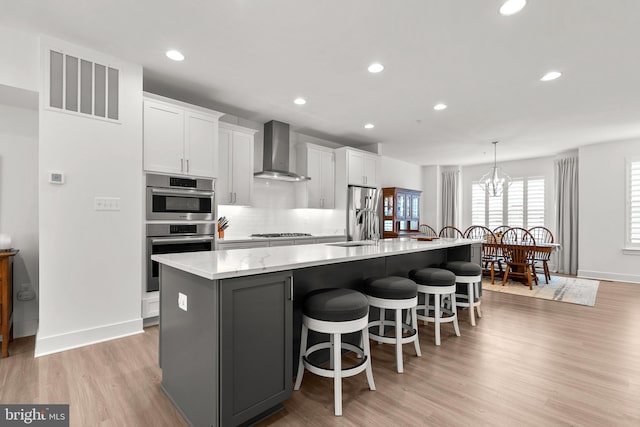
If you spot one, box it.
[48,49,119,121]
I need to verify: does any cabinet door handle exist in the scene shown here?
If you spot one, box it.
[186,159,189,173]
[180,158,184,172]
[233,192,237,204]
[229,192,233,203]
[290,276,294,301]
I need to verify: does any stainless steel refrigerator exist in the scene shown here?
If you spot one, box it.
[347,186,381,241]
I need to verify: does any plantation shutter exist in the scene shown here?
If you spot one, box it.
[507,179,524,228]
[527,178,545,227]
[472,183,486,226]
[630,162,640,245]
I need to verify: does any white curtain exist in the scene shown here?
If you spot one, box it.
[555,157,579,274]
[441,170,459,228]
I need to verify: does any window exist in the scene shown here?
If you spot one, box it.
[471,177,545,229]
[628,160,640,247]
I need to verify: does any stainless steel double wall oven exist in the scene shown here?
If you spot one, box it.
[146,174,215,292]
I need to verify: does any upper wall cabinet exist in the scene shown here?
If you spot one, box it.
[296,143,335,209]
[218,122,258,206]
[143,93,223,178]
[336,147,380,188]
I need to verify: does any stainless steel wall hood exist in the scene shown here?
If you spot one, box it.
[254,120,310,182]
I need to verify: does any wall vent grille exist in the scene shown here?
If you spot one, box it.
[48,49,119,121]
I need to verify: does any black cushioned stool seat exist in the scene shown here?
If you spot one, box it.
[303,288,369,322]
[363,276,421,373]
[364,276,418,300]
[410,268,456,286]
[409,267,461,345]
[442,261,483,327]
[443,261,482,277]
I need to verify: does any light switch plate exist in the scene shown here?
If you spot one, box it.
[94,197,121,211]
[178,292,188,311]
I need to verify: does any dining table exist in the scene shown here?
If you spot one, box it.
[482,241,561,288]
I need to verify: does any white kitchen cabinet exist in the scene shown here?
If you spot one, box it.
[296,143,335,208]
[315,236,347,244]
[346,148,379,187]
[143,94,223,178]
[218,123,257,206]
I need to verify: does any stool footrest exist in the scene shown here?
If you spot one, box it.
[302,352,369,379]
[367,320,417,345]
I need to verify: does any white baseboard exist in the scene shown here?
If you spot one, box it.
[34,317,143,357]
[143,316,159,328]
[577,269,640,284]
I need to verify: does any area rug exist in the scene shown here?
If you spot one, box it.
[482,275,599,306]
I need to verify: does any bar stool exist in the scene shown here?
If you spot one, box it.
[443,261,483,326]
[409,267,460,345]
[364,276,420,373]
[294,288,375,416]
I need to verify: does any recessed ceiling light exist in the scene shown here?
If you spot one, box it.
[364,123,375,129]
[368,63,385,73]
[499,0,527,16]
[293,97,307,105]
[165,50,184,61]
[433,103,448,111]
[540,71,562,82]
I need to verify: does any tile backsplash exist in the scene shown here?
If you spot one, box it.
[218,179,345,237]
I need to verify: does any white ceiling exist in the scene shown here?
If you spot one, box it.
[2,0,640,165]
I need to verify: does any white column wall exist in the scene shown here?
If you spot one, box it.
[36,36,144,356]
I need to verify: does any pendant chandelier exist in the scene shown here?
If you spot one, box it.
[478,141,511,197]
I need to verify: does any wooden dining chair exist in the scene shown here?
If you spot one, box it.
[492,225,510,239]
[464,225,502,284]
[438,226,464,239]
[528,226,554,283]
[501,227,538,290]
[418,224,437,237]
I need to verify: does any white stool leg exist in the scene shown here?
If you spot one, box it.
[361,327,376,391]
[395,309,403,373]
[329,334,335,369]
[378,308,385,344]
[451,292,461,337]
[333,332,342,416]
[475,282,483,318]
[411,306,421,357]
[468,281,476,326]
[405,308,411,325]
[294,324,308,390]
[434,294,441,346]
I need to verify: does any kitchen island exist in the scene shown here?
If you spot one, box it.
[152,238,481,427]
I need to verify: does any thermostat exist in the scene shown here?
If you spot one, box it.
[49,171,65,184]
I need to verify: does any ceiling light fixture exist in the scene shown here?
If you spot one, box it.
[293,97,307,105]
[433,103,448,111]
[364,123,375,129]
[165,50,185,61]
[499,0,527,16]
[540,71,562,82]
[478,141,512,197]
[368,63,385,73]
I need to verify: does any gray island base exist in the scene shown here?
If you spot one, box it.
[153,238,481,426]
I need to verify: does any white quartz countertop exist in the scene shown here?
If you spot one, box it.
[218,234,346,243]
[152,238,480,280]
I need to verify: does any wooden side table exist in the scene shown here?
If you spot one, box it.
[0,250,18,358]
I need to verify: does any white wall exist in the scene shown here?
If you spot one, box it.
[0,26,38,92]
[578,138,640,283]
[36,37,144,356]
[380,156,422,190]
[0,102,39,338]
[421,165,440,229]
[460,156,556,233]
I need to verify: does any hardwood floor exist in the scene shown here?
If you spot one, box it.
[1,280,639,426]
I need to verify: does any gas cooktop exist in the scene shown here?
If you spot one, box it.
[250,233,312,238]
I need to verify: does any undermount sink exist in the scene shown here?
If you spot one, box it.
[327,240,378,247]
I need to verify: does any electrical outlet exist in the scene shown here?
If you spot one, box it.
[94,197,121,211]
[178,292,188,311]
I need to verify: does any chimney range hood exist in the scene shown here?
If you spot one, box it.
[254,120,310,182]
